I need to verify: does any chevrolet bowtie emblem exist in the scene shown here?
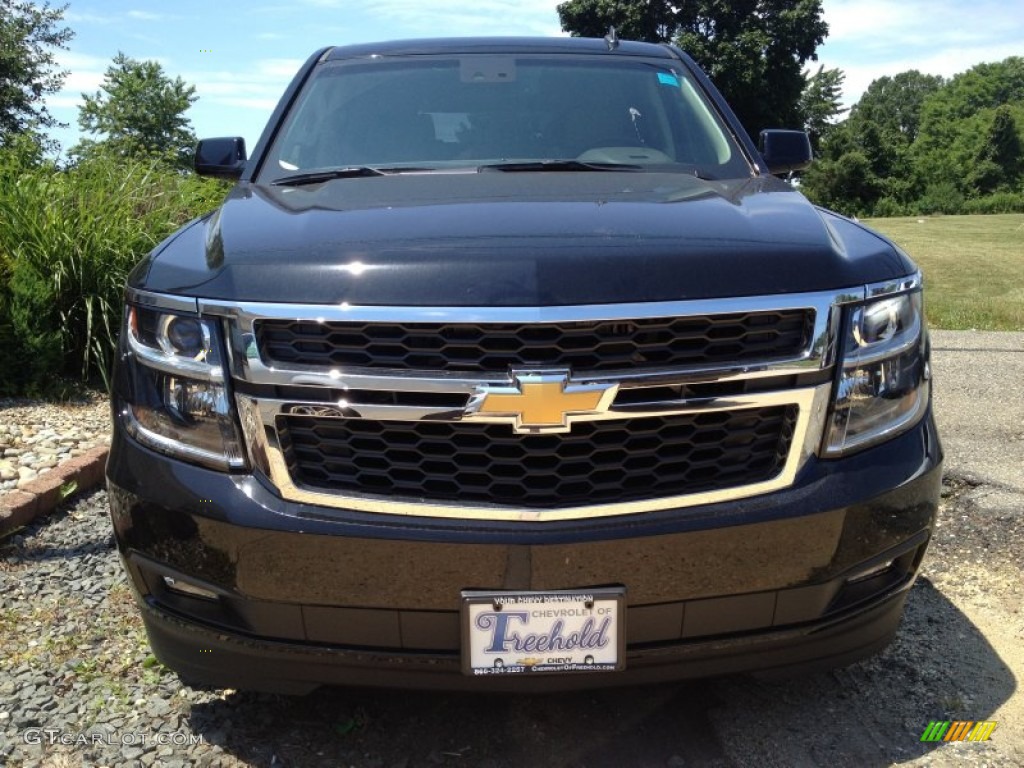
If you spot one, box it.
[466,371,618,434]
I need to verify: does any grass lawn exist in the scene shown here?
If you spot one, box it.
[863,213,1024,331]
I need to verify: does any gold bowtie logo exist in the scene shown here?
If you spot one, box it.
[467,371,618,434]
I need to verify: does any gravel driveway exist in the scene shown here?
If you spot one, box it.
[1,330,1021,768]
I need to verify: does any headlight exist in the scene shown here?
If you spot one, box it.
[824,289,930,455]
[120,305,246,470]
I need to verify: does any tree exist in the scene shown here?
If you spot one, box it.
[849,71,944,144]
[556,0,829,139]
[74,53,198,168]
[968,105,1023,195]
[800,65,845,153]
[802,70,946,212]
[0,0,72,148]
[800,150,881,217]
[913,57,1024,194]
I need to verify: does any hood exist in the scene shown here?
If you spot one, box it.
[133,172,915,305]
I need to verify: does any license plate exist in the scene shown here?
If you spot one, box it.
[461,588,626,676]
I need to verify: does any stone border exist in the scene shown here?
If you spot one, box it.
[0,446,109,537]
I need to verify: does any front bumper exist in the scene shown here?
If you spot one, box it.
[107,408,942,693]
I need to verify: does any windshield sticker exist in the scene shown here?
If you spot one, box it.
[657,72,680,87]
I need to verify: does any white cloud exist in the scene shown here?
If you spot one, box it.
[822,41,1024,108]
[46,96,84,109]
[363,0,564,37]
[824,0,1024,46]
[820,0,1024,107]
[255,58,307,78]
[182,58,303,113]
[216,97,281,110]
[64,11,119,25]
[126,10,165,21]
[53,51,107,97]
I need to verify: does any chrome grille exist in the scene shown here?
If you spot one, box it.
[278,406,798,508]
[175,289,850,521]
[254,309,814,372]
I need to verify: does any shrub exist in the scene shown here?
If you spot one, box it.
[913,182,964,215]
[871,197,908,218]
[0,153,228,395]
[961,192,1024,214]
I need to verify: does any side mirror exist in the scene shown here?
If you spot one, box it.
[759,130,812,175]
[195,137,247,179]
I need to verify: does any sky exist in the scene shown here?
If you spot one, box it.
[41,0,1024,157]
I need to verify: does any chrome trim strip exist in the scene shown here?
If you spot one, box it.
[231,358,827,391]
[242,388,808,426]
[121,406,246,471]
[866,271,922,300]
[125,286,199,314]
[235,384,830,522]
[201,294,831,324]
[824,378,930,456]
[851,312,923,367]
[126,321,224,382]
[186,288,861,388]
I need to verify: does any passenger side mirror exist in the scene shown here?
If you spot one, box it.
[195,137,247,179]
[759,130,812,175]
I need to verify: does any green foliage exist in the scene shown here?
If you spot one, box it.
[968,106,1022,195]
[915,182,965,216]
[913,57,1024,194]
[961,192,1024,215]
[800,150,880,217]
[850,71,945,144]
[872,197,907,218]
[805,59,1024,216]
[73,52,198,170]
[0,0,72,146]
[0,150,228,396]
[800,65,846,153]
[556,0,828,139]
[802,71,944,214]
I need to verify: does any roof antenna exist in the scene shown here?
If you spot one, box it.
[605,26,620,50]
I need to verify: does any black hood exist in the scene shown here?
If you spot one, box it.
[132,172,915,305]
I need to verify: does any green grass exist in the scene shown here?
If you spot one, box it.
[0,151,229,395]
[864,213,1024,331]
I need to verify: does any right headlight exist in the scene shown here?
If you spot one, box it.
[119,304,246,471]
[824,287,930,455]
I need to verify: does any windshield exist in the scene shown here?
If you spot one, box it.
[259,53,752,182]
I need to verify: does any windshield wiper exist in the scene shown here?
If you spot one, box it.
[272,167,386,185]
[272,166,430,186]
[477,160,644,173]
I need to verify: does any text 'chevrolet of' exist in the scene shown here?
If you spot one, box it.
[106,36,942,693]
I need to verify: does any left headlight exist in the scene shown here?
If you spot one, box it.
[119,304,246,470]
[824,287,930,455]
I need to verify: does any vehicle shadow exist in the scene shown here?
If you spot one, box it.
[188,577,1016,767]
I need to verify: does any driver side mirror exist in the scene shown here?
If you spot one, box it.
[195,137,247,179]
[759,130,812,175]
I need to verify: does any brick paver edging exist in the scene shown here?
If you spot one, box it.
[0,446,109,537]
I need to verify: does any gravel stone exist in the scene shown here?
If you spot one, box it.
[0,394,110,496]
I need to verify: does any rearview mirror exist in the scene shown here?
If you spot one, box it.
[759,130,812,175]
[195,137,247,179]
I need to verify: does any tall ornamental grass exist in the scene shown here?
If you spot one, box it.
[0,152,228,395]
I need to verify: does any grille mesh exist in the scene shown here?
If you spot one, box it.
[278,406,797,508]
[256,310,813,372]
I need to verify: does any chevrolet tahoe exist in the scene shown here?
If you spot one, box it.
[106,36,942,693]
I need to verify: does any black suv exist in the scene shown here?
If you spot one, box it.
[107,37,942,693]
